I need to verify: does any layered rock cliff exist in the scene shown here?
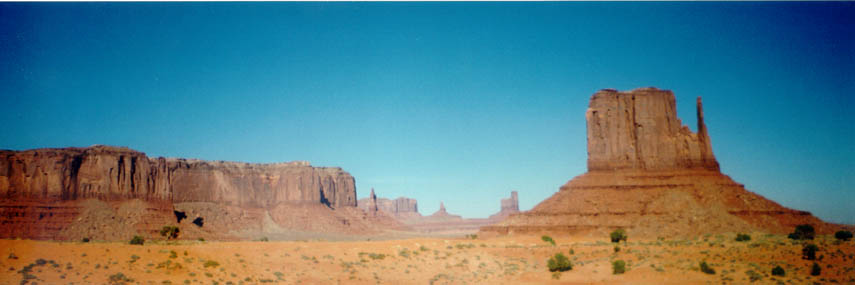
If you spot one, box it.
[586,88,719,171]
[0,145,361,240]
[482,88,842,237]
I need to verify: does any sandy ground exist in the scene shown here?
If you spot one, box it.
[1,233,853,284]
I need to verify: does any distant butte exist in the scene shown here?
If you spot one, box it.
[482,88,845,237]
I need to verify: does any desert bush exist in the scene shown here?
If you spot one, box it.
[610,229,627,243]
[614,245,620,253]
[546,253,572,272]
[810,262,821,276]
[258,237,269,242]
[699,261,715,274]
[612,260,626,274]
[735,233,751,242]
[203,260,219,268]
[834,230,853,241]
[108,272,133,284]
[771,265,785,277]
[129,235,145,245]
[802,243,818,260]
[160,226,180,240]
[541,235,556,246]
[82,237,90,243]
[745,269,763,282]
[788,224,815,240]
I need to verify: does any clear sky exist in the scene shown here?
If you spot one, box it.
[1,2,853,223]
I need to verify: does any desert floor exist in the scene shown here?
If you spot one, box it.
[1,233,853,284]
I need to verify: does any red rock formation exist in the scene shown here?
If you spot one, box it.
[488,191,519,221]
[0,145,360,240]
[357,194,421,221]
[483,88,844,237]
[586,88,719,171]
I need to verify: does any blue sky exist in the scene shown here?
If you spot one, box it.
[1,2,853,223]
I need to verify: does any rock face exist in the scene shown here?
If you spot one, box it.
[482,88,843,237]
[586,88,718,171]
[488,191,520,221]
[0,145,368,240]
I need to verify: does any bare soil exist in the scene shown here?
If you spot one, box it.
[2,233,853,284]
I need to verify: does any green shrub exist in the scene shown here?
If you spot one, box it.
[546,253,572,272]
[699,261,715,274]
[258,237,269,242]
[771,265,785,277]
[612,260,626,274]
[610,229,627,243]
[810,262,821,276]
[203,260,219,268]
[129,236,145,245]
[108,272,133,284]
[834,230,853,241]
[82,237,90,243]
[788,224,815,240]
[541,235,556,246]
[735,233,751,242]
[160,226,180,240]
[802,244,818,260]
[614,246,620,253]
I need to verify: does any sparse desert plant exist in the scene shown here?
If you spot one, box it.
[541,235,556,246]
[699,261,715,274]
[614,245,620,253]
[108,272,133,284]
[82,237,90,243]
[834,230,853,241]
[788,224,815,240]
[771,265,785,277]
[745,270,763,282]
[258,237,269,242]
[198,238,205,242]
[551,271,561,279]
[546,253,572,272]
[569,249,574,255]
[735,233,751,242]
[160,226,180,240]
[802,243,818,260]
[203,260,219,268]
[129,235,145,245]
[612,260,626,274]
[810,262,821,276]
[610,228,627,243]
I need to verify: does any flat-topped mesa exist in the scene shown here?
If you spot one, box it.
[0,146,357,208]
[586,88,719,172]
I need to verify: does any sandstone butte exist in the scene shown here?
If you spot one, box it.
[358,190,520,234]
[482,87,846,238]
[0,146,401,241]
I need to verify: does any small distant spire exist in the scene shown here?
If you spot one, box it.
[439,202,446,212]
